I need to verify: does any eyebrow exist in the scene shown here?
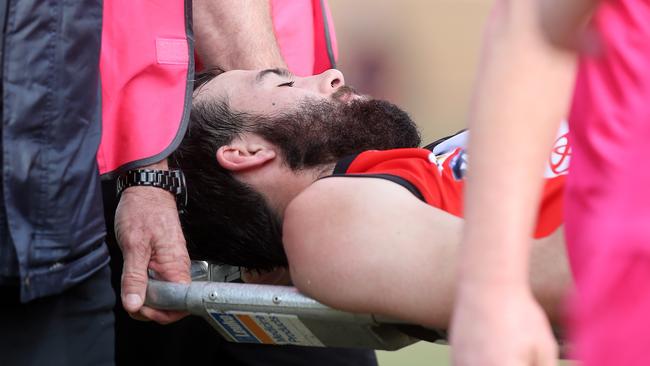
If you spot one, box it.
[255,68,293,83]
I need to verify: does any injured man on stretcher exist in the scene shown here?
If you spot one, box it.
[171,68,571,331]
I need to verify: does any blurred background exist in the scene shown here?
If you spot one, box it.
[329,0,492,144]
[328,1,484,365]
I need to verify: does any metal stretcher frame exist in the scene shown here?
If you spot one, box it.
[145,262,447,350]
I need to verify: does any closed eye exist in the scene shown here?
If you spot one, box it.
[278,81,295,87]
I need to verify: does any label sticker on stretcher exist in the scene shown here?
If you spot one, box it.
[209,311,324,347]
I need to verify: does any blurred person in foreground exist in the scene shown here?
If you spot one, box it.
[452,0,650,365]
[169,67,573,332]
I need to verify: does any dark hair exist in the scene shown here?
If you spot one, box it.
[171,99,287,270]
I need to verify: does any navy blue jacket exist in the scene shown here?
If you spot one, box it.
[0,0,109,302]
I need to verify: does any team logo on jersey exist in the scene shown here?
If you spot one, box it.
[451,150,468,180]
[429,149,461,174]
[545,121,571,178]
[549,132,570,175]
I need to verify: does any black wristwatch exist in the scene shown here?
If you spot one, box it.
[116,169,187,208]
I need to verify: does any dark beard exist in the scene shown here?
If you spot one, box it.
[252,98,421,169]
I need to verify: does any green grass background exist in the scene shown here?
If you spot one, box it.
[377,342,450,366]
[376,342,575,366]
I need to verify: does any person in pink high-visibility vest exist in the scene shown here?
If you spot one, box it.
[101,0,338,324]
[102,2,379,366]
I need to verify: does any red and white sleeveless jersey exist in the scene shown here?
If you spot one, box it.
[331,125,570,238]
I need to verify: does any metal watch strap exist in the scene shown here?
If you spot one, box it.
[116,169,187,208]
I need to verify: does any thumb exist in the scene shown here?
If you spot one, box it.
[120,243,151,313]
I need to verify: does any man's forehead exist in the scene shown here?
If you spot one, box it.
[192,68,294,103]
[196,68,291,89]
[192,70,233,100]
[193,68,227,93]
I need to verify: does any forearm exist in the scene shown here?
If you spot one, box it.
[297,231,569,329]
[459,0,581,290]
[142,159,168,170]
[193,0,286,70]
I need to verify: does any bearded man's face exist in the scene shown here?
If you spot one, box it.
[252,97,420,169]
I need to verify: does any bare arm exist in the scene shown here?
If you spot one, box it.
[453,0,596,364]
[193,0,287,70]
[460,0,588,297]
[282,178,571,329]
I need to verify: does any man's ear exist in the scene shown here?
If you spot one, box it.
[216,139,277,172]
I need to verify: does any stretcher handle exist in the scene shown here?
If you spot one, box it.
[145,279,190,311]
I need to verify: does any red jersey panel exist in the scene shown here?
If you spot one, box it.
[333,147,565,238]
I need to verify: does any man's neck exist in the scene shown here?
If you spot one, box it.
[314,163,337,180]
[266,163,336,219]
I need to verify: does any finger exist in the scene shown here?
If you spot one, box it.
[138,306,189,324]
[148,238,192,284]
[128,311,152,322]
[120,239,152,314]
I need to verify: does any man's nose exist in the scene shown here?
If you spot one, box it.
[315,69,345,95]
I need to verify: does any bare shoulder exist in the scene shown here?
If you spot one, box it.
[282,176,435,291]
[283,176,425,244]
[288,175,424,209]
[283,176,463,318]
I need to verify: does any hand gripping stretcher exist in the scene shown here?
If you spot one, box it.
[145,261,446,350]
